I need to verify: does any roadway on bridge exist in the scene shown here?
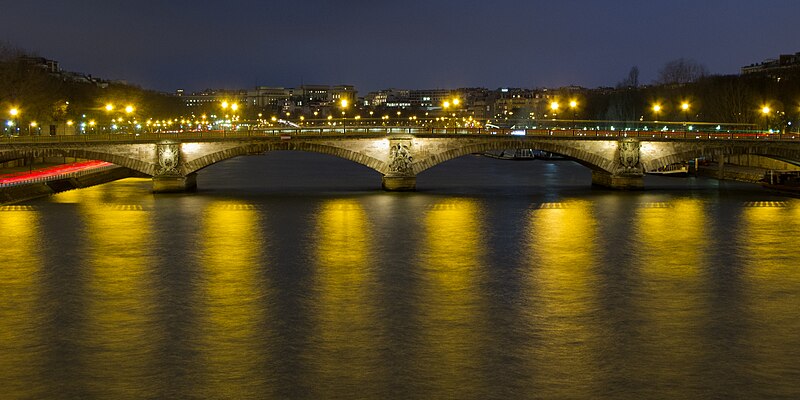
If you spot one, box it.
[0,160,113,186]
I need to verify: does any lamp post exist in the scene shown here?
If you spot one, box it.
[681,102,690,132]
[761,105,771,132]
[9,107,19,136]
[220,101,229,133]
[652,104,662,122]
[550,101,559,130]
[340,98,349,133]
[569,100,578,131]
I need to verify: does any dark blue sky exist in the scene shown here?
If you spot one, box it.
[2,0,799,93]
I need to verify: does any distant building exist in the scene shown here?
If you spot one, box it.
[177,89,245,109]
[20,56,60,73]
[741,52,800,74]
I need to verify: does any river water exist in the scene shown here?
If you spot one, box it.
[1,151,799,399]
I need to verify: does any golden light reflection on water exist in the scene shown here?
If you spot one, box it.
[195,202,271,398]
[634,199,709,385]
[82,205,160,399]
[738,203,800,394]
[0,211,45,398]
[310,199,385,397]
[525,200,600,397]
[417,198,485,397]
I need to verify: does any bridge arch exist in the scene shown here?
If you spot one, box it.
[412,138,617,174]
[644,144,800,171]
[182,141,387,175]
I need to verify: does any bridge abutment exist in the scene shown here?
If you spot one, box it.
[152,173,197,193]
[591,171,644,190]
[382,175,416,191]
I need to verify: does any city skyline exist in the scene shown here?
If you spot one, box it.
[3,0,800,93]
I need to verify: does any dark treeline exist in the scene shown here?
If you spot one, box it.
[581,59,800,131]
[0,42,183,127]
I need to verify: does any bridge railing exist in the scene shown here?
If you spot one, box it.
[1,127,798,144]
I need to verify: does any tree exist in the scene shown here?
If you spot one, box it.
[617,66,640,88]
[657,58,708,85]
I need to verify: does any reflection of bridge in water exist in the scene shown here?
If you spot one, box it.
[2,127,800,192]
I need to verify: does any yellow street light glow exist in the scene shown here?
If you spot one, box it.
[89,120,96,126]
[340,98,349,108]
[66,120,74,126]
[443,101,450,108]
[231,103,238,111]
[9,107,19,116]
[569,100,578,108]
[125,105,135,114]
[452,98,460,106]
[105,103,114,111]
[550,101,559,111]
[221,101,229,109]
[30,121,37,127]
[761,106,771,114]
[652,104,662,113]
[681,102,690,111]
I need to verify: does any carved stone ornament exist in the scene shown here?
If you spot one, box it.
[388,142,413,175]
[156,143,181,176]
[617,138,641,173]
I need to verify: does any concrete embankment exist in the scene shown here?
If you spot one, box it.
[0,167,146,204]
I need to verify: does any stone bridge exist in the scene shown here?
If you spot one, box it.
[2,129,800,192]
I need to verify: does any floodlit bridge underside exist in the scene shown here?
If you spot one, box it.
[2,135,800,192]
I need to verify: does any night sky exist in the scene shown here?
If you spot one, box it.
[2,0,800,93]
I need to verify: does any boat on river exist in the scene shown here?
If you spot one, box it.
[760,170,800,194]
[481,149,564,161]
[647,163,690,177]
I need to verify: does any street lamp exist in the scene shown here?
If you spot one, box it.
[569,100,578,130]
[761,105,771,132]
[340,98,349,133]
[9,107,19,136]
[652,104,662,122]
[220,101,229,132]
[681,102,690,128]
[103,103,115,132]
[550,101,559,129]
[125,105,136,132]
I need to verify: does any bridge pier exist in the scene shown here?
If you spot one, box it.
[591,171,644,190]
[382,175,416,191]
[152,173,197,193]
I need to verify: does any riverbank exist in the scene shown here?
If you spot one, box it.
[0,166,145,204]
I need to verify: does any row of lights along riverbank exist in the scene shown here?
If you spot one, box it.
[4,98,792,135]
